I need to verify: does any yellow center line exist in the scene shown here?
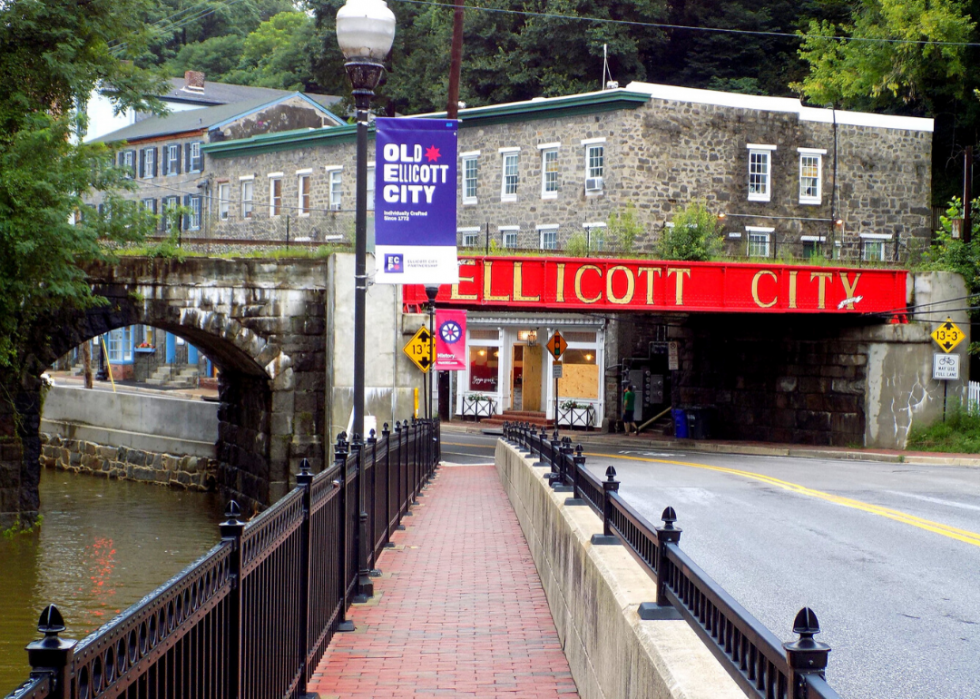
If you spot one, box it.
[442,441,494,449]
[586,452,980,548]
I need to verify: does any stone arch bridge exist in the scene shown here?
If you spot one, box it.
[2,257,336,529]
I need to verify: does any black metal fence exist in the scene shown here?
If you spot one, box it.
[504,422,842,699]
[6,419,440,699]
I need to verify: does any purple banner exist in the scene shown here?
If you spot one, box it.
[375,117,459,284]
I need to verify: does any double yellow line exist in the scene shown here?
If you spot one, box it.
[589,452,980,548]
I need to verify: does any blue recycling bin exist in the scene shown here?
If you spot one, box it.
[672,409,689,439]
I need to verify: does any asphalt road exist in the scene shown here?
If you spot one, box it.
[442,429,980,699]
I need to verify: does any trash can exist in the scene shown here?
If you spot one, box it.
[686,407,712,440]
[672,409,689,439]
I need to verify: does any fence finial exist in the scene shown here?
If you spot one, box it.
[661,506,677,529]
[299,458,312,476]
[37,605,66,637]
[605,465,617,482]
[792,607,822,644]
[224,500,242,523]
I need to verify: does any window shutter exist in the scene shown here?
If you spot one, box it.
[185,144,192,172]
[152,148,158,177]
[139,149,146,178]
[175,144,182,174]
[162,147,169,176]
[182,194,190,230]
[151,199,157,215]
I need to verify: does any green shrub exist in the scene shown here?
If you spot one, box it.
[657,200,724,261]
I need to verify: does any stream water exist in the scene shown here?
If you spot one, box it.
[0,469,223,695]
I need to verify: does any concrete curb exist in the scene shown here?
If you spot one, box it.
[443,422,980,467]
[495,440,746,699]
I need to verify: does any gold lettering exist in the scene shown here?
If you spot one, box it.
[667,268,691,305]
[839,272,861,309]
[638,267,663,304]
[574,264,602,304]
[483,261,510,302]
[810,272,833,309]
[555,263,566,303]
[450,259,478,301]
[788,270,798,309]
[751,270,778,308]
[606,266,636,305]
[513,262,540,302]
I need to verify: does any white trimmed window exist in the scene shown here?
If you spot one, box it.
[269,174,283,217]
[297,171,311,215]
[459,227,481,248]
[189,196,202,230]
[142,147,155,179]
[121,150,136,178]
[747,144,776,202]
[163,196,179,230]
[367,163,375,212]
[189,142,203,172]
[538,224,558,250]
[166,144,180,176]
[539,143,559,199]
[500,226,519,249]
[327,167,342,210]
[461,152,479,205]
[860,233,891,262]
[798,148,825,205]
[582,138,605,194]
[746,226,774,258]
[583,222,607,251]
[240,177,254,219]
[500,148,519,201]
[217,183,230,221]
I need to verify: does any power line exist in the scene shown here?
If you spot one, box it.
[111,0,252,55]
[391,0,980,49]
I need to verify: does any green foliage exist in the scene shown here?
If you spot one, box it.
[916,198,980,284]
[795,1,975,111]
[607,202,644,254]
[0,0,164,372]
[2,514,43,538]
[565,232,590,257]
[907,405,980,453]
[657,200,724,261]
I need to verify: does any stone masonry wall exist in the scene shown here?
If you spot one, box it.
[203,90,931,261]
[616,314,870,446]
[39,433,216,491]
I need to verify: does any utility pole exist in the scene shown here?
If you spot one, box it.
[964,145,973,244]
[446,0,465,119]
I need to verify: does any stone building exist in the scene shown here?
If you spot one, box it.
[201,82,933,262]
[72,93,344,385]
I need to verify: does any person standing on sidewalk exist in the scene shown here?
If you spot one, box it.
[622,384,638,435]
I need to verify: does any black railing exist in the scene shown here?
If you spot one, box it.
[504,421,842,699]
[6,418,440,699]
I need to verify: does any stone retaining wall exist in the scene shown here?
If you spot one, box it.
[40,433,216,491]
[495,439,745,699]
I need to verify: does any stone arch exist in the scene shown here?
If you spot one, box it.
[3,258,327,528]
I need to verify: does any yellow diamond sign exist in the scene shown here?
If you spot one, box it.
[931,317,965,353]
[403,325,434,373]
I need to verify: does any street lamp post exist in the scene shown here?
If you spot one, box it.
[336,0,396,603]
[425,285,439,420]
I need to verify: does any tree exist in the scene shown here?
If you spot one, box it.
[657,200,724,261]
[227,12,318,90]
[0,0,164,371]
[795,0,975,111]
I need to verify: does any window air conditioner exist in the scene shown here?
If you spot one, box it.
[330,203,341,211]
[585,177,603,192]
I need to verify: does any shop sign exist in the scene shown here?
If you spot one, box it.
[403,326,434,373]
[933,353,960,380]
[404,256,908,314]
[374,117,459,284]
[435,309,467,370]
[931,318,965,353]
[667,341,679,371]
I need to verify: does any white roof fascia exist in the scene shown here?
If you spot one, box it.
[626,81,934,133]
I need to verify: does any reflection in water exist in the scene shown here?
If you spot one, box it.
[0,470,222,694]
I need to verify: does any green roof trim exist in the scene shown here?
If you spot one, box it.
[202,89,650,159]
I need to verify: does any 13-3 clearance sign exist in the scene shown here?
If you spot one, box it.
[404,257,908,314]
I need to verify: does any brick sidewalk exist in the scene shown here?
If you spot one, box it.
[308,464,578,698]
